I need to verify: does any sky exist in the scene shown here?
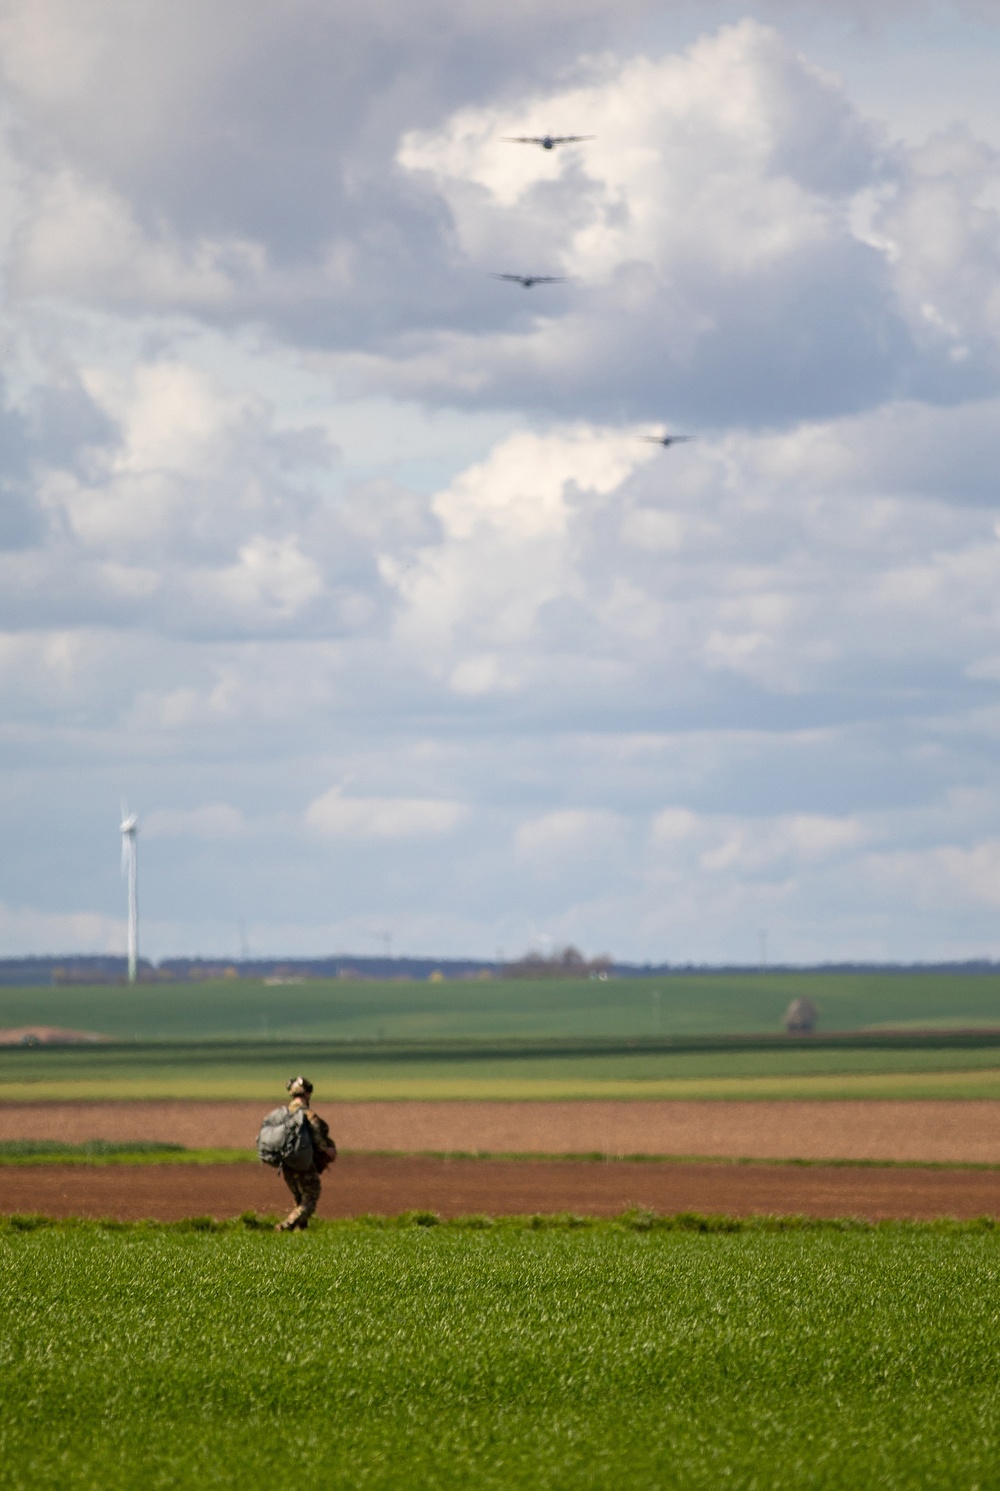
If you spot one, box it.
[3,0,1000,966]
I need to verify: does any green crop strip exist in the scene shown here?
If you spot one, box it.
[0,1141,254,1166]
[5,1145,1000,1170]
[13,1036,1000,1103]
[0,1138,185,1157]
[2,1222,1000,1488]
[2,1210,1000,1233]
[335,1148,1000,1172]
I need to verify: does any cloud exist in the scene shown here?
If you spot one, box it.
[651,807,700,841]
[516,808,623,857]
[198,536,323,620]
[389,21,905,422]
[695,812,868,872]
[11,171,266,308]
[858,838,1000,914]
[305,788,465,840]
[0,355,354,640]
[862,128,1000,384]
[383,423,653,673]
[371,398,1000,714]
[0,902,124,956]
[3,5,1000,963]
[143,804,247,839]
[0,0,652,349]
[386,19,1000,427]
[2,8,997,432]
[401,20,879,269]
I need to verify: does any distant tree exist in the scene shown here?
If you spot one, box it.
[503,946,613,980]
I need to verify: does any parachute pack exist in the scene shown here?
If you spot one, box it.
[256,1105,316,1171]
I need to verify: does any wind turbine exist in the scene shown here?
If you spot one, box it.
[120,803,139,984]
[366,928,393,960]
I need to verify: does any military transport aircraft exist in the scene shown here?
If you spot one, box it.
[503,135,594,150]
[640,434,694,447]
[492,273,567,288]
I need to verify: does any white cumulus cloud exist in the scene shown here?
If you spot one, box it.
[305,789,466,840]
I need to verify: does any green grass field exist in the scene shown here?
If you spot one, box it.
[7,969,1000,1044]
[2,1220,999,1488]
[7,971,1000,1100]
[9,1038,1000,1101]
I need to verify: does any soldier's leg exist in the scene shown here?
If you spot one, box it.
[277,1167,307,1230]
[291,1169,322,1229]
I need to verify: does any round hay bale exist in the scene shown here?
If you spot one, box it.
[784,997,818,1034]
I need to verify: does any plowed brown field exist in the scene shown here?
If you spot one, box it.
[2,1099,1000,1163]
[3,1155,1000,1222]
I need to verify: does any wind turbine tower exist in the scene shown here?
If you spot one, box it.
[120,804,139,984]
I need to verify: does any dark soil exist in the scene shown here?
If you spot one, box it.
[1,1099,1000,1163]
[4,1154,1000,1222]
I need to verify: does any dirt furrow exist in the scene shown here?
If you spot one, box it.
[4,1155,1000,1223]
[2,1099,1000,1163]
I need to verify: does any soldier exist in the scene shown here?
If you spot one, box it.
[275,1076,337,1232]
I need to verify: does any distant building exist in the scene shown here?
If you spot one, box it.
[784,997,818,1034]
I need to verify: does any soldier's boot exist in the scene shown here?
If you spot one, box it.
[276,1203,308,1232]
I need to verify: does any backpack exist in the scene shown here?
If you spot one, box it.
[256,1106,315,1171]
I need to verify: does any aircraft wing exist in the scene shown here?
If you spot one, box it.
[502,135,594,145]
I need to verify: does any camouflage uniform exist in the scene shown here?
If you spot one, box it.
[278,1096,335,1230]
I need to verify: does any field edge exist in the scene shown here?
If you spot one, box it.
[7,1147,1000,1171]
[5,1208,1000,1236]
